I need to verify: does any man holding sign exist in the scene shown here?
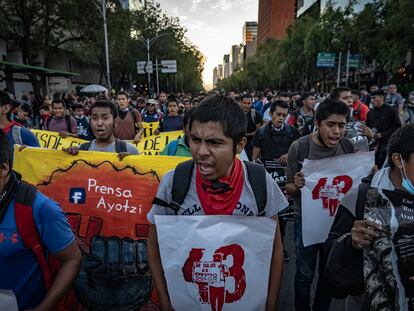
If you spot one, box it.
[148,95,288,311]
[286,99,356,311]
[326,125,414,310]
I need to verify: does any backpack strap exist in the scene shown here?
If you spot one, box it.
[244,161,267,216]
[339,137,356,154]
[297,135,311,170]
[355,173,375,220]
[171,160,194,208]
[14,182,52,290]
[129,108,139,133]
[65,115,72,133]
[152,159,194,214]
[45,116,52,130]
[79,142,91,151]
[167,140,180,156]
[115,139,128,153]
[11,125,23,146]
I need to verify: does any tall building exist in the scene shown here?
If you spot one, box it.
[213,67,219,86]
[223,54,230,79]
[218,64,223,80]
[257,0,296,44]
[243,22,258,45]
[229,45,241,75]
[240,22,258,70]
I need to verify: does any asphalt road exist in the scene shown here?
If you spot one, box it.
[276,221,345,311]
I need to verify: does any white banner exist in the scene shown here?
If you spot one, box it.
[301,151,375,246]
[155,215,277,311]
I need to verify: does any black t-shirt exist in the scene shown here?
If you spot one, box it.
[245,109,262,148]
[246,109,262,134]
[253,124,300,159]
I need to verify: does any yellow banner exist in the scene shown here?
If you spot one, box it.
[14,146,187,310]
[142,121,159,137]
[32,129,182,155]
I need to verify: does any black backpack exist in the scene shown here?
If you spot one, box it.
[152,160,268,216]
[79,139,128,153]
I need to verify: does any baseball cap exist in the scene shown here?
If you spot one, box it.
[147,99,156,105]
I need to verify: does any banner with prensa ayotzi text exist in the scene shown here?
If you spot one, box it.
[14,146,186,310]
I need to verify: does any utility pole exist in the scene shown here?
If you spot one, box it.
[138,33,169,96]
[93,0,111,92]
[336,51,342,87]
[146,38,151,91]
[102,0,111,92]
[155,58,160,95]
[345,43,350,87]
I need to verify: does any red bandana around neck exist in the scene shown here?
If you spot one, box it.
[195,158,244,215]
[2,121,22,134]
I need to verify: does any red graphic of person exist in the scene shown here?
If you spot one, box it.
[182,244,246,311]
[312,175,353,216]
[208,253,229,311]
[0,232,5,243]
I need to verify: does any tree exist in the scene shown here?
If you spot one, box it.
[0,0,86,95]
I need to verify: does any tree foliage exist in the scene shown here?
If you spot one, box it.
[0,0,204,93]
[217,0,414,92]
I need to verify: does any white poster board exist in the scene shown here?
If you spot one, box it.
[301,151,374,246]
[155,215,277,310]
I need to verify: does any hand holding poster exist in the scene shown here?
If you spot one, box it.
[155,215,277,311]
[364,189,414,311]
[301,151,374,246]
[14,146,186,310]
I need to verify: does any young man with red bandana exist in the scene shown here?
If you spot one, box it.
[0,91,39,160]
[147,95,287,311]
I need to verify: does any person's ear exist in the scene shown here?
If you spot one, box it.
[392,153,403,170]
[314,119,320,130]
[236,137,247,154]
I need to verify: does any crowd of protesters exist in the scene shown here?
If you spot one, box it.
[1,83,414,311]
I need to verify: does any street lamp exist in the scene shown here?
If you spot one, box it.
[137,33,169,95]
[93,0,111,92]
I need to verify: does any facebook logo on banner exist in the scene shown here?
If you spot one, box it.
[69,188,86,204]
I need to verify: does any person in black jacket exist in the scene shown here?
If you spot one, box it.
[360,90,401,167]
[324,125,414,311]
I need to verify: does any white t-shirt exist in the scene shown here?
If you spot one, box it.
[147,162,288,223]
[263,107,272,122]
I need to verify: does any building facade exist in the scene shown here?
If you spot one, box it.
[243,22,258,45]
[223,54,230,79]
[257,0,296,44]
[229,45,241,76]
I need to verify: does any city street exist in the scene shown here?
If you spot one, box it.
[278,221,345,311]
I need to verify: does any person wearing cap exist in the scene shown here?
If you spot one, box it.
[360,90,401,167]
[141,99,164,123]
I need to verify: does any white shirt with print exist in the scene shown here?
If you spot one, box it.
[147,162,289,223]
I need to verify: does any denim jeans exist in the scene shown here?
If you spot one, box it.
[294,216,331,311]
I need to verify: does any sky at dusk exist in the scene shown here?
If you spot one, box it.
[157,0,259,89]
